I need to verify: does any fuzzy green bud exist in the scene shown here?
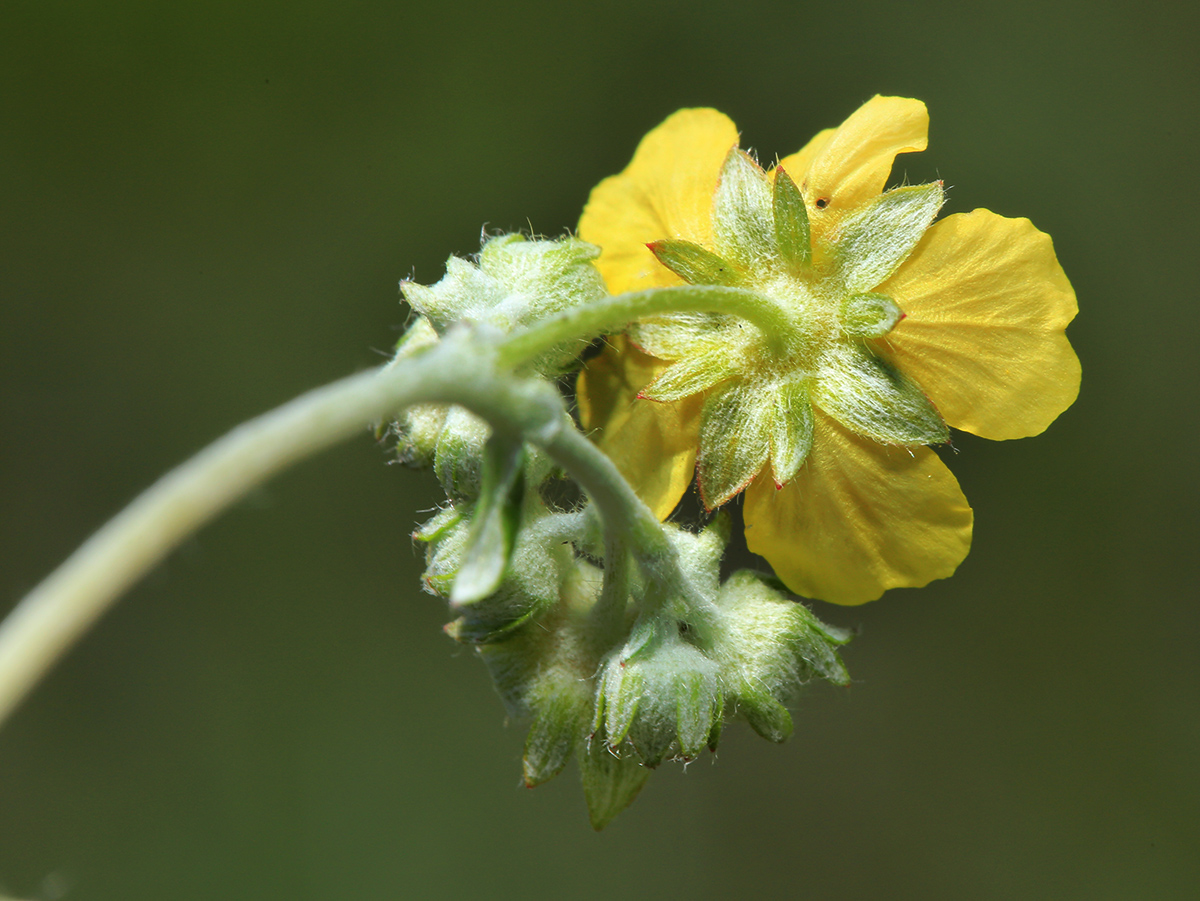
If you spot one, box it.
[594,617,724,767]
[421,494,580,645]
[430,511,854,828]
[401,233,607,375]
[713,571,852,742]
[432,407,490,501]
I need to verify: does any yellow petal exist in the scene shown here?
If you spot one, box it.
[876,210,1081,440]
[775,127,835,184]
[803,96,928,210]
[576,337,701,520]
[579,109,739,295]
[776,97,928,250]
[744,412,973,605]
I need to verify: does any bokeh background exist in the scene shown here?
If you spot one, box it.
[2,1,1197,898]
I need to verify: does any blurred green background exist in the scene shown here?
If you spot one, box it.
[2,1,1196,898]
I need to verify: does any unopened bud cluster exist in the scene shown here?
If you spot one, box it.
[389,233,852,828]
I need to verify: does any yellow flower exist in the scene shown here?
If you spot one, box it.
[576,96,1080,605]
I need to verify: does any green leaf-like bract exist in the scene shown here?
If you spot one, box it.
[837,182,943,293]
[648,239,745,286]
[814,344,948,446]
[773,165,812,271]
[712,148,777,267]
[451,435,526,605]
[698,382,774,508]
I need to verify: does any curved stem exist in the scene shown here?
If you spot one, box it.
[495,284,795,368]
[0,336,677,729]
[0,364,423,728]
[590,538,632,644]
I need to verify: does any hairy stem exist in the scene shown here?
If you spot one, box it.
[495,284,796,368]
[0,364,422,727]
[6,256,794,730]
[0,333,675,729]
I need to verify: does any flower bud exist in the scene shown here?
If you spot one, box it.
[385,318,500,493]
[714,571,852,742]
[472,558,607,789]
[420,495,580,645]
[400,233,607,375]
[432,407,490,502]
[595,619,724,767]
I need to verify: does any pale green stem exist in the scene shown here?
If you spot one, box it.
[495,284,796,368]
[590,537,632,645]
[0,364,420,728]
[2,273,782,729]
[0,338,672,729]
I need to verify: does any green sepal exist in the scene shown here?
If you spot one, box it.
[647,240,746,286]
[392,313,440,356]
[706,712,723,753]
[627,698,674,769]
[629,312,739,360]
[770,378,814,487]
[697,381,773,509]
[432,407,490,502]
[673,668,724,760]
[444,604,538,644]
[599,663,645,748]
[523,684,589,788]
[620,614,662,664]
[451,434,526,605]
[814,345,948,446]
[842,292,904,338]
[579,735,651,831]
[412,505,462,544]
[740,692,794,743]
[398,274,452,327]
[773,165,812,271]
[593,614,667,746]
[712,148,776,267]
[637,343,739,403]
[837,182,943,293]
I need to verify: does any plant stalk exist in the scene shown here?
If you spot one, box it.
[0,331,676,729]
